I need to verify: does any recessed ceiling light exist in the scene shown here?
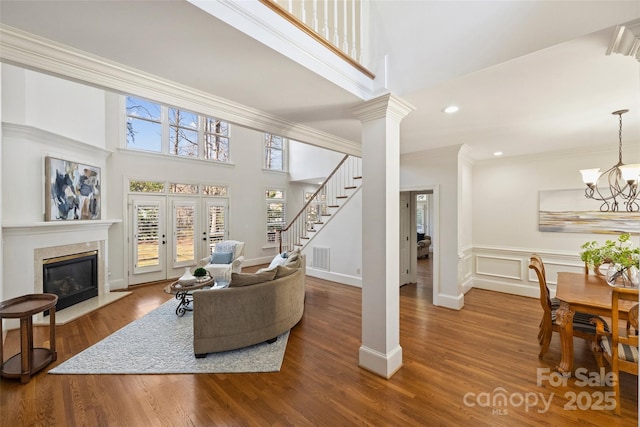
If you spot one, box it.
[493,151,503,156]
[442,105,459,114]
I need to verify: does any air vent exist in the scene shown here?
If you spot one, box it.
[312,246,330,271]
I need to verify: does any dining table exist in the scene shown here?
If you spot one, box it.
[554,272,635,376]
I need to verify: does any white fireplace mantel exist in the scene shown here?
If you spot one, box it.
[2,219,121,236]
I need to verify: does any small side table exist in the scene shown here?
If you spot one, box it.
[0,293,58,383]
[164,277,216,316]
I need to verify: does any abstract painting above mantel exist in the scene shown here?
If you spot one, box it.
[538,189,640,235]
[45,156,101,221]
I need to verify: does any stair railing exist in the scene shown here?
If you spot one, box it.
[278,155,361,253]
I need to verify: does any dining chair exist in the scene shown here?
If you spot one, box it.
[529,254,608,358]
[592,287,638,415]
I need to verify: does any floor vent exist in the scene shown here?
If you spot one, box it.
[313,246,330,271]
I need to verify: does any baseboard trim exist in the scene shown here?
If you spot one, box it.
[358,344,403,379]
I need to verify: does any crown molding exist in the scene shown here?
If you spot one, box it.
[606,22,640,62]
[0,24,361,156]
[352,93,415,123]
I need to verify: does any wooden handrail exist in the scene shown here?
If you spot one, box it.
[278,154,350,252]
[259,0,375,79]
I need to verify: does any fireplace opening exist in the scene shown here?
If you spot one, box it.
[43,250,98,312]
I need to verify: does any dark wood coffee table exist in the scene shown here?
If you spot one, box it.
[0,293,58,383]
[164,277,217,316]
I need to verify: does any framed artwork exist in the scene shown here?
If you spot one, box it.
[538,189,640,235]
[45,156,101,221]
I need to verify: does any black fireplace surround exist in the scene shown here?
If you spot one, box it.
[43,250,98,312]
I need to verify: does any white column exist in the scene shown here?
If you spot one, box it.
[352,93,414,379]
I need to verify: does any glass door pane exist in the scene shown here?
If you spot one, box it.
[172,200,197,268]
[132,197,165,280]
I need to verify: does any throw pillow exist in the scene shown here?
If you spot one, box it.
[229,270,276,287]
[274,265,298,279]
[267,253,288,270]
[210,251,233,265]
[215,241,236,258]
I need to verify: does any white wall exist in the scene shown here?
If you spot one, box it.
[400,145,464,309]
[472,145,640,297]
[288,141,346,182]
[302,189,362,286]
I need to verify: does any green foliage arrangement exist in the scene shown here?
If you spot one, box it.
[580,233,640,271]
[193,267,208,278]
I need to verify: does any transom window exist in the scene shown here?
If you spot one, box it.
[129,180,228,196]
[126,95,230,162]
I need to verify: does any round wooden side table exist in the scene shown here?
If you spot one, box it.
[0,293,58,383]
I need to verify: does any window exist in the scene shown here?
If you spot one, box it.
[204,117,230,161]
[126,96,162,152]
[169,183,198,194]
[305,190,327,228]
[202,185,228,197]
[129,180,165,193]
[125,95,231,162]
[264,133,286,171]
[169,108,199,157]
[266,189,286,243]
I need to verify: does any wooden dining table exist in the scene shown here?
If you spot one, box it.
[554,272,635,376]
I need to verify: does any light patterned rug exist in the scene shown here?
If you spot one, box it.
[49,299,289,375]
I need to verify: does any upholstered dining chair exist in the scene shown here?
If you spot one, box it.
[529,254,608,359]
[593,287,638,415]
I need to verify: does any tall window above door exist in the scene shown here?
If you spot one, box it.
[266,189,286,243]
[125,95,231,162]
[264,133,286,171]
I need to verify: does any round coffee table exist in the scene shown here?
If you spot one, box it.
[0,293,58,383]
[164,277,218,316]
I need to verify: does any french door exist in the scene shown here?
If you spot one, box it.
[129,195,227,285]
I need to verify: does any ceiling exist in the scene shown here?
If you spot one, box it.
[1,0,639,161]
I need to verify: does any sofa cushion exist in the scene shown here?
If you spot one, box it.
[274,265,299,279]
[210,251,233,265]
[229,270,277,287]
[283,253,301,269]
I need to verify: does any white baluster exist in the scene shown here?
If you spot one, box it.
[333,0,340,47]
[313,0,319,32]
[351,0,357,59]
[322,0,329,39]
[343,0,349,54]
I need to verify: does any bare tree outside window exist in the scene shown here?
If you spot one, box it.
[169,108,199,157]
[264,133,285,171]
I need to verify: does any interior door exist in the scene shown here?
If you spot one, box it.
[399,192,411,286]
[130,196,167,285]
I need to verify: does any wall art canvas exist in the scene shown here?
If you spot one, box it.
[45,156,101,221]
[538,189,640,235]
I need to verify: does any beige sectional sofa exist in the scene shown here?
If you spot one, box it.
[192,253,305,356]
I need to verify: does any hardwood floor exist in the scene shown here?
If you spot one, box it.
[1,257,637,426]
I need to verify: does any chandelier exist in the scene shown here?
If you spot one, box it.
[579,109,639,212]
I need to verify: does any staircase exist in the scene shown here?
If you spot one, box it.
[278,155,362,253]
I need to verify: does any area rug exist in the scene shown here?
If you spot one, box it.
[49,299,289,375]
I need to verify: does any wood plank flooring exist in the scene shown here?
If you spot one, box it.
[1,257,637,426]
